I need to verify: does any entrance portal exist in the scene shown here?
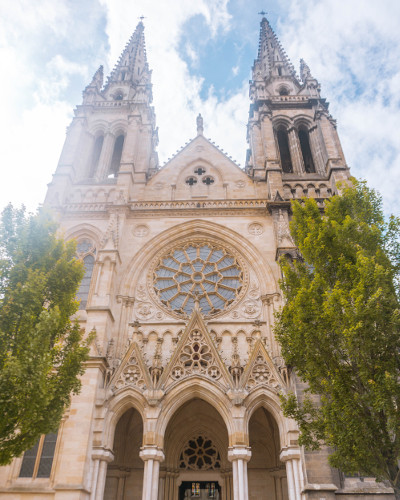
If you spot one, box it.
[162,398,232,500]
[104,408,143,500]
[247,407,287,500]
[179,480,221,499]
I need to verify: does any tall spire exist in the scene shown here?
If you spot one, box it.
[104,20,152,100]
[253,17,298,82]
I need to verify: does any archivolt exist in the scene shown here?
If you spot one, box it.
[118,219,278,297]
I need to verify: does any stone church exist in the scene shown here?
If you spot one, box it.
[0,16,393,500]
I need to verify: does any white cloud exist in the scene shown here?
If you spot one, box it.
[0,0,399,219]
[280,0,400,215]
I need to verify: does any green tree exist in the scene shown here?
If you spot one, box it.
[0,204,90,465]
[274,181,400,498]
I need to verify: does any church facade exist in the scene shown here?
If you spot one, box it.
[0,17,394,500]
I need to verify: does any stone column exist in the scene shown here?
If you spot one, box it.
[228,446,251,500]
[140,446,165,500]
[308,125,326,175]
[90,448,114,500]
[280,448,303,500]
[96,131,115,180]
[288,128,304,175]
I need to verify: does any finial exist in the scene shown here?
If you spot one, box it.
[138,15,146,22]
[196,113,204,135]
[300,58,313,81]
[258,10,268,18]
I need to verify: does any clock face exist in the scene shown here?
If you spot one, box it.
[152,242,244,317]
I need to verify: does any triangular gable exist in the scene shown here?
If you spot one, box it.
[240,339,285,391]
[157,305,232,390]
[109,340,151,392]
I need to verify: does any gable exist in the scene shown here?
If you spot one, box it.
[143,135,257,201]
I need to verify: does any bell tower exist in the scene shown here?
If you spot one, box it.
[45,20,158,210]
[246,16,349,198]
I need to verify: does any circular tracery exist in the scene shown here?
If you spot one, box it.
[179,436,221,470]
[153,243,243,317]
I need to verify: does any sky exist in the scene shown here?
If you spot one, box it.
[1,0,399,216]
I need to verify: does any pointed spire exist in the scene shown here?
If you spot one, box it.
[300,58,313,81]
[89,65,104,90]
[82,65,104,103]
[105,20,151,89]
[253,17,298,81]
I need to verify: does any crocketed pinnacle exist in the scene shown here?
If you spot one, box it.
[105,21,151,88]
[253,17,298,81]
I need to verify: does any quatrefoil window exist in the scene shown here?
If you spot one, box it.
[186,176,198,186]
[153,243,243,316]
[179,436,221,470]
[202,176,214,185]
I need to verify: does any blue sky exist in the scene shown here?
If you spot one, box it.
[1,0,399,215]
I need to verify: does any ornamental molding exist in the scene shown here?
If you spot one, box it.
[108,340,151,393]
[129,199,268,211]
[241,339,286,392]
[157,306,232,391]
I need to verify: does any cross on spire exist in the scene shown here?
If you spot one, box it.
[258,10,267,16]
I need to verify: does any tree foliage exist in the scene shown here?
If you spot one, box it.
[275,181,400,497]
[0,204,90,465]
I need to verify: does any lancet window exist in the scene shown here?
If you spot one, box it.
[298,127,315,173]
[88,134,104,178]
[276,128,293,173]
[76,239,96,310]
[19,432,58,478]
[109,134,125,177]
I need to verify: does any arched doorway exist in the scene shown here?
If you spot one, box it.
[248,407,287,500]
[162,398,232,500]
[104,408,144,500]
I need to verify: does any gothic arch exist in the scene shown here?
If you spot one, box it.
[165,414,230,470]
[271,115,292,130]
[292,115,313,130]
[244,390,296,449]
[65,223,102,249]
[108,119,128,136]
[155,379,234,446]
[119,219,278,298]
[103,390,147,449]
[88,119,109,136]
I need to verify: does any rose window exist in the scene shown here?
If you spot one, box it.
[153,243,243,316]
[179,436,221,470]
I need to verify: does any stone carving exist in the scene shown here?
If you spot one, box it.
[170,329,221,381]
[246,354,279,389]
[235,180,246,189]
[248,222,263,235]
[242,300,260,318]
[154,182,164,190]
[133,224,150,237]
[136,302,154,320]
[276,209,295,247]
[101,212,119,249]
[114,353,146,390]
[179,435,221,470]
[248,282,260,299]
[136,283,148,301]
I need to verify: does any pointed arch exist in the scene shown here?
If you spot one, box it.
[155,378,234,445]
[276,127,293,173]
[109,134,125,177]
[118,219,278,298]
